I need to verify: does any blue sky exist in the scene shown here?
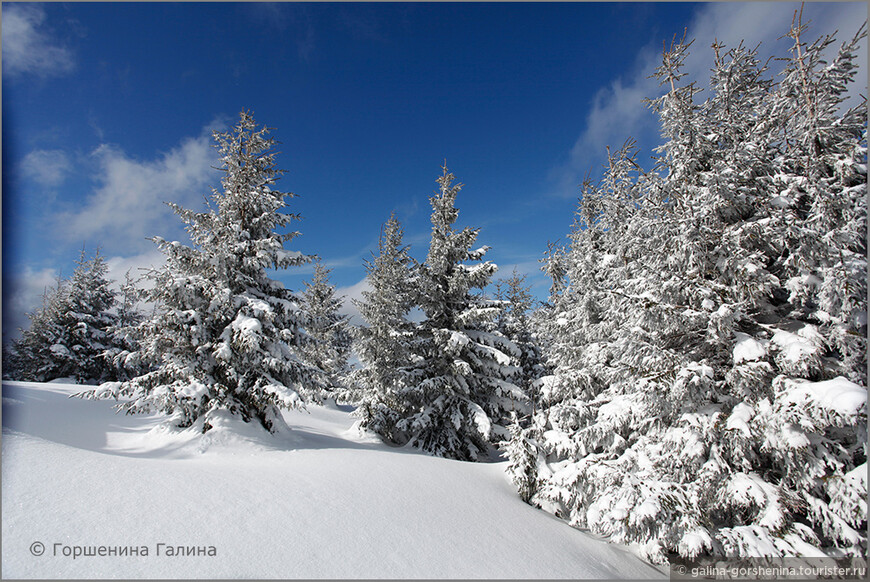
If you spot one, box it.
[3,2,866,339]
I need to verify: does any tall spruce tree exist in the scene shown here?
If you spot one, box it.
[80,111,326,433]
[299,259,352,397]
[394,165,525,461]
[4,277,69,381]
[513,20,867,563]
[63,249,118,382]
[348,212,417,440]
[104,271,147,382]
[495,269,543,405]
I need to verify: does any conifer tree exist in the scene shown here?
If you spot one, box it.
[4,277,69,381]
[104,271,147,381]
[348,212,416,439]
[80,111,326,433]
[63,249,118,382]
[394,165,525,461]
[502,412,541,503]
[300,259,352,397]
[495,269,543,404]
[6,250,118,383]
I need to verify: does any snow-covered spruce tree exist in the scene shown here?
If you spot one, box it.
[80,111,326,433]
[62,249,119,382]
[104,271,148,382]
[514,22,867,563]
[540,240,569,299]
[394,165,526,461]
[4,277,69,381]
[347,212,417,440]
[6,250,119,383]
[527,240,568,371]
[768,17,868,386]
[299,259,352,397]
[495,269,544,403]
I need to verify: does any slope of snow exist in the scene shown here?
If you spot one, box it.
[1,381,665,579]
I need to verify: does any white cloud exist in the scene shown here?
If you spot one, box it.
[2,3,75,78]
[335,277,371,327]
[104,249,166,289]
[493,258,549,285]
[548,40,663,198]
[20,149,72,187]
[56,129,220,254]
[550,1,867,198]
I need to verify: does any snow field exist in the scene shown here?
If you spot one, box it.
[2,381,665,579]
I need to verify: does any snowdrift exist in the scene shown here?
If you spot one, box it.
[1,381,664,579]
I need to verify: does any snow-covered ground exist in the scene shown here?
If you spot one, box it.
[2,381,665,579]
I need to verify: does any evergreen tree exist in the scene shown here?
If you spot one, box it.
[394,165,525,461]
[540,240,568,299]
[4,277,69,381]
[6,249,118,383]
[495,269,544,405]
[515,20,867,563]
[502,412,541,503]
[62,249,118,382]
[80,111,326,433]
[348,212,417,440]
[104,271,147,382]
[300,259,352,397]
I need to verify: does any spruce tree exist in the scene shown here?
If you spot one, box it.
[62,249,118,382]
[348,212,417,440]
[4,278,69,381]
[395,165,525,461]
[80,111,326,433]
[299,259,352,397]
[6,250,118,383]
[495,269,543,405]
[104,271,147,382]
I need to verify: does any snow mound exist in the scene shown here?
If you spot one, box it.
[726,402,754,436]
[771,326,821,363]
[733,332,767,364]
[802,377,867,417]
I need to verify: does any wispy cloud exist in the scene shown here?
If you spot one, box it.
[55,127,221,253]
[549,2,867,199]
[20,149,72,188]
[2,3,75,78]
[335,277,372,327]
[3,266,62,342]
[104,249,167,287]
[245,2,316,61]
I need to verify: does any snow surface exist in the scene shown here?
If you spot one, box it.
[1,381,665,579]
